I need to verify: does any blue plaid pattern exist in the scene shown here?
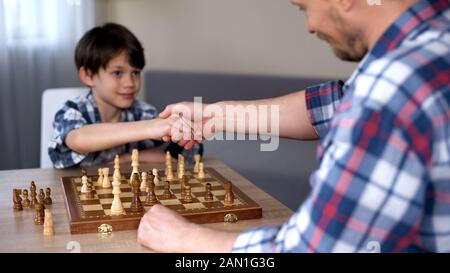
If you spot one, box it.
[233,0,450,253]
[49,91,200,168]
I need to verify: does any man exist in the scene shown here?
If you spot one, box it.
[138,0,450,252]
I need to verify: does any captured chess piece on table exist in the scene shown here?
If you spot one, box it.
[30,181,38,208]
[13,189,23,211]
[22,189,30,208]
[45,188,52,205]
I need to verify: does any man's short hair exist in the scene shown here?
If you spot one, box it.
[75,22,145,74]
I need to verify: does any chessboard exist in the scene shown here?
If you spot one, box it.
[61,167,262,234]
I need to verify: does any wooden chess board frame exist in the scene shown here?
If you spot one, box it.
[61,168,262,234]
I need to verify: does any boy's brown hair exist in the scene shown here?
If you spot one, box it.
[75,23,145,74]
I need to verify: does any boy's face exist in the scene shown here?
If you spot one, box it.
[83,51,142,110]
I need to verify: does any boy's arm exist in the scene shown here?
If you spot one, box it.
[66,117,176,154]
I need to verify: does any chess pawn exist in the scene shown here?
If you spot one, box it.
[97,168,104,186]
[81,168,88,177]
[204,183,213,201]
[38,189,46,210]
[152,168,160,186]
[130,173,144,213]
[224,181,235,205]
[34,203,45,225]
[181,175,188,199]
[22,189,31,208]
[145,180,158,206]
[183,185,193,203]
[43,209,54,236]
[30,181,38,208]
[198,163,205,179]
[193,154,201,173]
[44,188,52,205]
[81,175,90,193]
[13,189,23,211]
[163,181,173,199]
[166,164,174,181]
[86,181,95,199]
[110,175,125,216]
[102,168,111,188]
[140,171,148,192]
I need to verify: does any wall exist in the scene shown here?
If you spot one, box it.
[104,0,357,79]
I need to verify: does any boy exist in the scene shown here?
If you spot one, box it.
[49,23,201,168]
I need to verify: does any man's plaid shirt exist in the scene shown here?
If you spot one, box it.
[233,0,450,253]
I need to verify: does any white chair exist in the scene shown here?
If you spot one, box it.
[40,88,90,168]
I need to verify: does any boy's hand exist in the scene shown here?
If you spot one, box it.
[147,116,179,141]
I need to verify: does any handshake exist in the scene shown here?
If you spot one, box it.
[155,102,218,150]
[153,99,280,152]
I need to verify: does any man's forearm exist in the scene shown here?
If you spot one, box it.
[212,90,318,140]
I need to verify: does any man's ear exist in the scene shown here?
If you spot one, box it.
[334,0,354,12]
[79,67,94,87]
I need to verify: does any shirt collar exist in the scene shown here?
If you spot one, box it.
[85,90,137,122]
[369,0,449,60]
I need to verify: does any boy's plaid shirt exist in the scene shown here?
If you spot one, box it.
[49,91,200,168]
[233,0,450,253]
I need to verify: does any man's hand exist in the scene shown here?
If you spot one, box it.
[137,204,239,252]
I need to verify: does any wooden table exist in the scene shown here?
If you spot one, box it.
[0,158,293,253]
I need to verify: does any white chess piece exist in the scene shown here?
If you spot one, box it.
[110,175,125,216]
[194,154,201,173]
[97,168,103,186]
[166,164,174,181]
[152,168,160,186]
[114,154,121,180]
[178,162,185,179]
[198,163,205,179]
[140,171,148,192]
[129,149,139,183]
[43,209,54,236]
[81,175,89,193]
[102,168,111,188]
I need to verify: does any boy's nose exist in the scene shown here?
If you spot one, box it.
[123,74,136,87]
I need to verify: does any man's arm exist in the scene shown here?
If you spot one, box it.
[213,90,318,140]
[160,80,345,148]
[66,117,177,154]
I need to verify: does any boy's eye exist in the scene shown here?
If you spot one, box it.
[131,70,141,77]
[112,71,123,77]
